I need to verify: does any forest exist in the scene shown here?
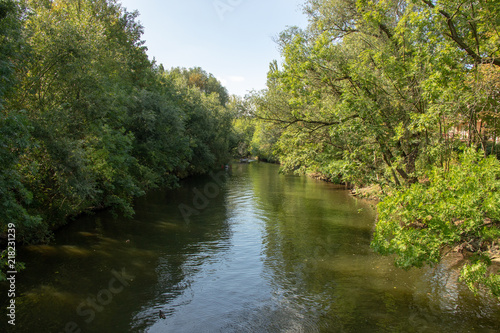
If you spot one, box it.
[0,0,237,273]
[1,0,500,297]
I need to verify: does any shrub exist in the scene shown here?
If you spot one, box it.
[372,148,500,296]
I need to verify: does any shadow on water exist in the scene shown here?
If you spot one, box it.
[1,163,499,332]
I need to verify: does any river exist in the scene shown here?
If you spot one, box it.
[1,162,500,332]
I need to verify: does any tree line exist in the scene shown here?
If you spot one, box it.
[236,0,500,296]
[2,0,500,298]
[0,0,237,277]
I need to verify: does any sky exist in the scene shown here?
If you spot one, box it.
[118,0,309,97]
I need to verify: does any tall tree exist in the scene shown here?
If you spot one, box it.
[259,0,500,295]
[0,0,47,280]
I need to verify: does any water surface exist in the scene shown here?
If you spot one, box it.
[2,163,500,332]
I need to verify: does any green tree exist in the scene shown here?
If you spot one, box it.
[169,67,230,106]
[0,0,45,279]
[165,68,235,174]
[261,0,499,185]
[0,0,237,281]
[262,0,500,295]
[260,0,429,186]
[10,0,154,224]
[126,85,189,188]
[372,149,500,296]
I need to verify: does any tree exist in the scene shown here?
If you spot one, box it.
[262,0,500,295]
[261,0,499,185]
[9,0,152,223]
[126,85,190,188]
[372,149,500,296]
[164,68,235,174]
[0,0,46,280]
[0,0,238,281]
[169,67,230,106]
[260,0,433,186]
[464,64,500,154]
[416,0,500,67]
[231,92,281,162]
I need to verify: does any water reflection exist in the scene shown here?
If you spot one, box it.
[1,163,499,333]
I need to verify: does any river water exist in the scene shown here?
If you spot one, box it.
[2,162,500,332]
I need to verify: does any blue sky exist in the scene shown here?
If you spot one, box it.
[118,0,309,97]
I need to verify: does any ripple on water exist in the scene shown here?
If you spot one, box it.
[6,163,500,333]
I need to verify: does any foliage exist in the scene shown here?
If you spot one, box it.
[0,0,236,279]
[0,0,23,102]
[233,116,255,158]
[249,120,280,162]
[372,149,500,296]
[164,68,235,173]
[8,0,150,225]
[0,112,46,243]
[256,0,500,186]
[230,92,281,162]
[126,85,190,188]
[257,0,500,295]
[169,67,230,106]
[256,0,426,186]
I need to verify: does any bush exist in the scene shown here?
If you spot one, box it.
[372,148,500,296]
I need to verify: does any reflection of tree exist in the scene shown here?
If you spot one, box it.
[130,175,233,330]
[0,174,233,333]
[9,164,500,332]
[246,163,500,331]
[248,163,381,330]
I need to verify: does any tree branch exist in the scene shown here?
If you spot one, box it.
[421,0,500,67]
[257,114,360,128]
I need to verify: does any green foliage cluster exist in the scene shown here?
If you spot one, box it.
[372,149,500,295]
[250,0,500,296]
[0,0,236,279]
[254,0,500,186]
[232,116,281,163]
[230,93,280,162]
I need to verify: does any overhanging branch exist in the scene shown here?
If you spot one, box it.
[256,114,360,129]
[421,0,500,67]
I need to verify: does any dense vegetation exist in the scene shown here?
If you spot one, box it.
[2,0,499,298]
[0,0,236,278]
[238,0,500,296]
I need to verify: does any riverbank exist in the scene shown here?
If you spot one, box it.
[350,184,383,202]
[306,171,382,202]
[305,158,500,299]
